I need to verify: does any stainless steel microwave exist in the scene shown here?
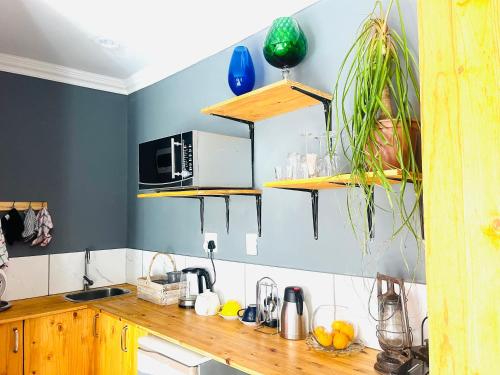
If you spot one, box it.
[139,131,252,191]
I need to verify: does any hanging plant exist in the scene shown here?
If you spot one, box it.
[329,0,422,252]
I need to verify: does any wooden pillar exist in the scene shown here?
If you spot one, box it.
[418,1,499,374]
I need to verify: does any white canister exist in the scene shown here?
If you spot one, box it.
[194,291,220,316]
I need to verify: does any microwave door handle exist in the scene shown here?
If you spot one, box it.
[171,137,176,179]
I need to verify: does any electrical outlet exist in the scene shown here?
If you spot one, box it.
[246,233,258,256]
[203,232,218,253]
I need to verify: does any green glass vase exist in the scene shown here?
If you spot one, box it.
[263,17,308,78]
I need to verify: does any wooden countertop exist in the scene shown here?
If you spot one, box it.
[0,285,378,375]
[0,291,87,324]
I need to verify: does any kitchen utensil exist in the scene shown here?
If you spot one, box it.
[255,277,280,334]
[194,290,220,316]
[238,304,257,323]
[179,267,213,309]
[280,286,308,340]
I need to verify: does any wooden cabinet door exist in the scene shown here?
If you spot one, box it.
[94,312,125,375]
[94,312,146,375]
[0,321,23,375]
[127,324,147,375]
[24,309,95,375]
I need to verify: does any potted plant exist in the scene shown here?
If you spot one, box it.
[329,0,422,251]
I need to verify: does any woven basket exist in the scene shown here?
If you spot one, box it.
[137,252,184,305]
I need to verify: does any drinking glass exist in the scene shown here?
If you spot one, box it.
[286,152,301,179]
[274,166,283,180]
[315,133,342,176]
[297,154,309,179]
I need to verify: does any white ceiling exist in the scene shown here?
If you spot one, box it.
[0,0,318,94]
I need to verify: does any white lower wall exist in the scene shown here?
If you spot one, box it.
[125,249,428,350]
[2,248,127,300]
[49,249,127,294]
[3,255,49,301]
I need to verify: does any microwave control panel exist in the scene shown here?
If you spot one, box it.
[182,132,193,178]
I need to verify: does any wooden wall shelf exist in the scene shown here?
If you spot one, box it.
[137,189,262,236]
[0,201,48,211]
[201,79,332,123]
[137,189,261,199]
[264,169,421,240]
[264,169,420,191]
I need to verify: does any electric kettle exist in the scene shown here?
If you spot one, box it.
[280,286,308,340]
[178,267,212,309]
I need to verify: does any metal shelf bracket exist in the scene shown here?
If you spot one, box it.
[182,193,261,237]
[311,190,319,240]
[290,85,332,133]
[419,192,425,240]
[280,188,319,240]
[366,186,375,239]
[224,196,230,234]
[198,197,205,234]
[256,195,262,237]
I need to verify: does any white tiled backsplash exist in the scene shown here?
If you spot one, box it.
[2,249,127,299]
[1,248,427,350]
[126,249,428,350]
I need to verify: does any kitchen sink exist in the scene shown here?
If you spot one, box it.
[64,287,130,302]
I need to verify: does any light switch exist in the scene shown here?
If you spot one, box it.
[246,233,258,256]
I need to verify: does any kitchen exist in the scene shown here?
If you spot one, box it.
[0,1,497,374]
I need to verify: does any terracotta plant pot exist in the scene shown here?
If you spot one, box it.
[365,119,420,170]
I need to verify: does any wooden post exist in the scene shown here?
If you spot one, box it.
[418,1,499,374]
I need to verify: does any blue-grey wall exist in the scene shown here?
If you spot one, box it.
[127,0,425,282]
[0,72,128,257]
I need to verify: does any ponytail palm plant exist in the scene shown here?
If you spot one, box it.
[329,0,422,252]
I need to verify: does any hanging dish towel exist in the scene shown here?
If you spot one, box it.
[0,221,8,268]
[32,208,53,247]
[22,206,37,242]
[1,208,24,245]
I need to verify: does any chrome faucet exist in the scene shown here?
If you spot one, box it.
[83,248,94,291]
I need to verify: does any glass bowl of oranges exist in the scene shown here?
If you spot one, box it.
[308,305,364,355]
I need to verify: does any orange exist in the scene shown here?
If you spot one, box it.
[313,326,333,347]
[333,332,350,350]
[339,322,355,341]
[331,320,344,332]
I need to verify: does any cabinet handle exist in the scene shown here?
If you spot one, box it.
[121,325,128,352]
[13,328,19,353]
[93,314,99,338]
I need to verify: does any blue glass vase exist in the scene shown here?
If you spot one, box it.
[228,46,255,96]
